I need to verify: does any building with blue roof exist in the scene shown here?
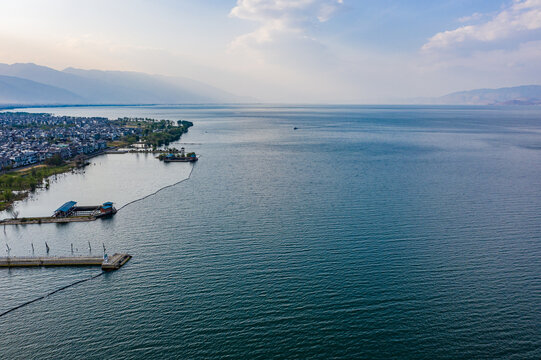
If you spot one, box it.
[54,201,77,217]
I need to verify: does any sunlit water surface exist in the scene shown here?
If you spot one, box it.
[0,104,540,359]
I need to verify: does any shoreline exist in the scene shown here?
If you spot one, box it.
[1,147,146,213]
[0,150,108,212]
[1,157,195,225]
[0,163,77,212]
[0,112,193,213]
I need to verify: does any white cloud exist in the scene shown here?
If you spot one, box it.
[422,0,541,51]
[417,0,541,94]
[458,12,484,23]
[229,0,343,48]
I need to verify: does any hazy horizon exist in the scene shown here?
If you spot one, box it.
[1,0,541,103]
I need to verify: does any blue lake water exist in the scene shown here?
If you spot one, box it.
[0,104,540,359]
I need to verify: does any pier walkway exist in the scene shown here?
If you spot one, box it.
[0,253,131,271]
[0,216,98,225]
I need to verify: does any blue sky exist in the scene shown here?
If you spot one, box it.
[331,1,500,49]
[0,0,540,102]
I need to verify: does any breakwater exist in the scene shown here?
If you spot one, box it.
[0,272,105,319]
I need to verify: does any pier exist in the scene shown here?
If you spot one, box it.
[54,201,116,218]
[0,201,117,226]
[0,253,131,271]
[0,216,99,225]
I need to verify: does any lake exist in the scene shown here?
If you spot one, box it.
[1,104,540,359]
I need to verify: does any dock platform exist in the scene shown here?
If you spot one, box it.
[0,201,117,226]
[0,253,131,271]
[101,253,132,270]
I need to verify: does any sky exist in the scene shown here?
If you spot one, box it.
[1,0,541,103]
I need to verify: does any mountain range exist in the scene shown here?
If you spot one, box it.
[433,85,541,105]
[403,85,541,106]
[0,63,247,106]
[0,63,540,106]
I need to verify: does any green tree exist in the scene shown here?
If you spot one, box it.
[45,154,64,166]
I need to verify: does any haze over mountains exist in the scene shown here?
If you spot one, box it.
[432,85,541,106]
[0,63,540,106]
[0,63,246,105]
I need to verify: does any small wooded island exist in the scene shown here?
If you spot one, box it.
[0,112,193,211]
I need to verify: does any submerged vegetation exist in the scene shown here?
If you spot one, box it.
[0,164,73,211]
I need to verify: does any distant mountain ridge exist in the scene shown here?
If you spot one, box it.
[0,74,84,105]
[434,85,541,105]
[2,64,538,106]
[0,63,248,106]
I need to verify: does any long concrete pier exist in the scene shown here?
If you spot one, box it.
[0,253,131,271]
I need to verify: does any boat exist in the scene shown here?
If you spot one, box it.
[94,202,117,218]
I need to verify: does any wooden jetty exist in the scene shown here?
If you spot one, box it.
[0,253,131,271]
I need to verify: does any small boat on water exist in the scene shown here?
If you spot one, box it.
[95,202,117,217]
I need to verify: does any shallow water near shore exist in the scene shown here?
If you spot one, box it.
[1,153,193,219]
[0,104,540,359]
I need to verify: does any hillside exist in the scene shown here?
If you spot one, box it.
[0,74,84,105]
[0,63,245,105]
[435,85,541,105]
